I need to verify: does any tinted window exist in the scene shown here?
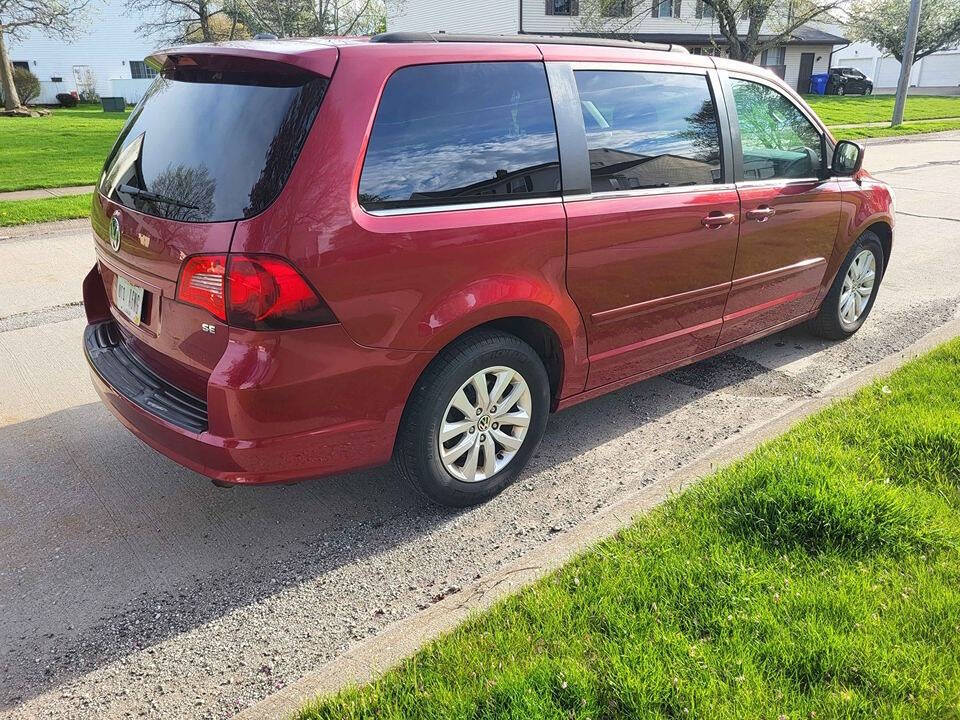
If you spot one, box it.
[358,62,561,211]
[573,70,723,192]
[730,78,822,181]
[99,69,327,222]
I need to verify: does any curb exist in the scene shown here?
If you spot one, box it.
[233,315,960,720]
[828,116,960,129]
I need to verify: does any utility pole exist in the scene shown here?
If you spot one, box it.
[892,0,922,127]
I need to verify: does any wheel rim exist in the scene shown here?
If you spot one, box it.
[839,249,876,326]
[437,366,532,483]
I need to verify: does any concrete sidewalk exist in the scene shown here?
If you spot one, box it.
[0,185,93,202]
[828,116,960,129]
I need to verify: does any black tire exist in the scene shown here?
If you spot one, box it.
[836,85,846,96]
[808,231,884,340]
[393,329,550,507]
[864,85,872,95]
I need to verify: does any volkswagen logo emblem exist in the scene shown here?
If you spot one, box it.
[109,214,122,253]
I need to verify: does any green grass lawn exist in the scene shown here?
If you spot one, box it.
[805,94,960,126]
[299,338,960,720]
[0,194,92,226]
[0,104,128,192]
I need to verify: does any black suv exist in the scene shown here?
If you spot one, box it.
[828,67,874,96]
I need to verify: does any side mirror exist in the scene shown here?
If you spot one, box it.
[832,140,864,176]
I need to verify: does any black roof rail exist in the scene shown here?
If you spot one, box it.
[369,32,688,54]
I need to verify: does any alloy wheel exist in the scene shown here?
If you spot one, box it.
[839,249,876,326]
[437,366,532,482]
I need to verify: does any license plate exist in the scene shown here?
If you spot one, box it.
[115,275,145,325]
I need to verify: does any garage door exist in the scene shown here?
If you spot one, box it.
[834,57,875,78]
[877,57,903,86]
[920,53,960,87]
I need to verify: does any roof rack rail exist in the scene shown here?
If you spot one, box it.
[369,32,688,54]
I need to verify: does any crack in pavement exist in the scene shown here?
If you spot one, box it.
[896,210,960,223]
[877,158,960,174]
[0,302,85,333]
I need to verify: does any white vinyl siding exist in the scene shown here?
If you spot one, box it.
[6,0,162,104]
[782,45,829,92]
[388,0,518,34]
[520,0,753,35]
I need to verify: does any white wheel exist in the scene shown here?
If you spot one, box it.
[437,366,533,483]
[839,249,877,329]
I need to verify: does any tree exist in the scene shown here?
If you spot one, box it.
[0,0,89,111]
[129,0,385,43]
[847,0,960,63]
[577,0,842,62]
[240,0,387,39]
[126,0,239,43]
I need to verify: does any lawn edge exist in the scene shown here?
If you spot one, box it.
[231,314,960,720]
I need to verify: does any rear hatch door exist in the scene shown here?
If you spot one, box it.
[92,45,334,392]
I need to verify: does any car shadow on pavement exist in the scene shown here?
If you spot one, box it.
[0,325,834,709]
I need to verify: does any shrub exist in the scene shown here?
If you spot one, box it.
[56,92,79,108]
[13,67,41,105]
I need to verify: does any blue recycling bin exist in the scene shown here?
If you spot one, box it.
[809,73,829,95]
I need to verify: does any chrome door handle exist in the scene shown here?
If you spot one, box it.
[746,206,776,222]
[701,212,736,228]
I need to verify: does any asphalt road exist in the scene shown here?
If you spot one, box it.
[2,131,960,719]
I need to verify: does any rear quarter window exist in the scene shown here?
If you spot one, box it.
[358,62,561,212]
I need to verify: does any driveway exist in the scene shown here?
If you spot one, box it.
[2,131,960,720]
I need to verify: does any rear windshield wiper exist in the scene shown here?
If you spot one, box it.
[118,184,199,210]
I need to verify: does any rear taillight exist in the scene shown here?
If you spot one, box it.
[176,254,337,330]
[178,254,227,321]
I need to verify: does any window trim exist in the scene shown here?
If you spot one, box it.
[129,60,157,80]
[720,70,832,184]
[545,0,579,15]
[355,60,565,217]
[558,62,732,199]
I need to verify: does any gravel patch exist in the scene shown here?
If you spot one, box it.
[5,295,957,720]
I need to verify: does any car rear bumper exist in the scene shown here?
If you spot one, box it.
[84,315,433,484]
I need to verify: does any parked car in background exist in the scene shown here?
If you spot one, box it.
[83,34,894,507]
[828,67,874,95]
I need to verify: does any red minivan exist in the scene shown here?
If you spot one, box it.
[83,33,894,506]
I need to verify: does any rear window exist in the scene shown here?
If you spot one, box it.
[99,67,327,223]
[358,62,561,212]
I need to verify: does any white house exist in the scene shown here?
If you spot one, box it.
[832,41,960,94]
[387,0,847,95]
[6,0,163,105]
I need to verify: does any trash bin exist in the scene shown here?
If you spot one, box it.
[100,96,125,112]
[808,73,829,95]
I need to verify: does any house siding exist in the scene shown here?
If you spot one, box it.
[387,0,518,34]
[782,45,830,92]
[520,0,755,37]
[6,0,163,104]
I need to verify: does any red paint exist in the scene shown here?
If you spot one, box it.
[83,38,894,486]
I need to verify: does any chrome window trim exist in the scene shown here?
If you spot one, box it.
[363,195,563,217]
[736,177,824,189]
[562,182,736,203]
[567,61,710,76]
